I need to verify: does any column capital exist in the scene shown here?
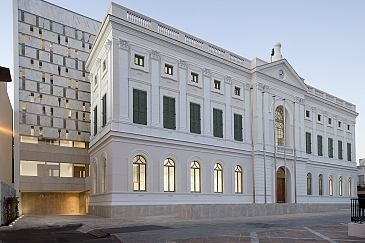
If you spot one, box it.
[118,38,129,50]
[150,49,160,60]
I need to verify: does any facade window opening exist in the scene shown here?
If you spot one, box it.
[329,175,334,196]
[41,73,45,82]
[58,66,61,75]
[65,37,68,46]
[214,80,220,90]
[65,68,68,77]
[40,95,43,103]
[75,81,78,89]
[328,117,332,125]
[190,161,201,193]
[348,177,352,196]
[164,64,173,75]
[51,107,53,116]
[94,76,97,86]
[134,54,144,67]
[234,87,240,96]
[50,43,53,52]
[57,98,61,107]
[30,126,34,136]
[21,34,25,44]
[30,59,34,69]
[133,155,146,191]
[82,72,86,81]
[39,29,42,38]
[30,26,34,35]
[307,173,312,195]
[93,162,97,194]
[39,61,42,71]
[191,72,198,83]
[42,106,45,114]
[77,132,81,141]
[82,42,85,51]
[163,158,175,192]
[103,60,106,71]
[68,79,71,88]
[347,124,350,131]
[317,114,321,122]
[39,127,43,136]
[163,96,176,130]
[58,35,60,44]
[22,102,26,111]
[339,176,343,196]
[82,102,86,111]
[75,50,79,59]
[68,48,71,57]
[21,44,25,56]
[42,40,45,50]
[275,106,285,146]
[65,130,69,139]
[214,163,223,193]
[234,165,243,193]
[319,174,323,196]
[102,158,106,193]
[36,50,39,59]
[30,93,34,102]
[306,110,310,118]
[306,132,311,154]
[338,121,341,128]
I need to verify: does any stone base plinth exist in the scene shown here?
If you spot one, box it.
[178,203,350,220]
[88,205,177,218]
[348,222,365,238]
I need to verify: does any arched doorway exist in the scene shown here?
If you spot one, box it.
[277,167,286,203]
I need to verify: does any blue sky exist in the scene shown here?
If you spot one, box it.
[1,0,364,161]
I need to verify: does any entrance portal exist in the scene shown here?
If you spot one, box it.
[277,167,285,203]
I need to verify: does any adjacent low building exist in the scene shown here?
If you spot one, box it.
[86,3,358,217]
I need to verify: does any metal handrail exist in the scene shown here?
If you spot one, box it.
[351,198,365,223]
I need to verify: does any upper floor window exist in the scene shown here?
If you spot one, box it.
[214,80,221,90]
[234,114,243,141]
[93,162,97,194]
[135,54,144,67]
[338,140,343,160]
[347,143,352,161]
[93,106,98,136]
[164,64,173,75]
[317,114,321,122]
[163,96,176,130]
[234,87,240,96]
[213,108,223,138]
[305,110,310,118]
[347,124,350,131]
[338,121,342,128]
[133,89,147,125]
[328,117,332,125]
[306,132,312,154]
[191,72,198,83]
[94,76,97,86]
[275,106,285,146]
[103,60,106,72]
[317,135,323,156]
[328,138,334,158]
[190,103,201,134]
[102,94,107,127]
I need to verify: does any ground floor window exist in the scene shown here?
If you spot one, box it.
[164,158,175,192]
[234,165,243,193]
[214,163,223,193]
[133,155,146,191]
[190,161,201,192]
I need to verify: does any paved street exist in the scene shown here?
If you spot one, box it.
[0,210,364,242]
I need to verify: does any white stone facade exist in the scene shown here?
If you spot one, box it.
[87,3,358,216]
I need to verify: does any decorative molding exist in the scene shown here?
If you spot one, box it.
[150,49,160,60]
[203,68,211,78]
[323,111,328,116]
[311,106,317,113]
[96,58,101,69]
[225,76,232,84]
[88,74,93,81]
[333,114,338,119]
[118,38,129,50]
[178,59,187,69]
[257,82,270,92]
[105,39,112,51]
[243,82,251,90]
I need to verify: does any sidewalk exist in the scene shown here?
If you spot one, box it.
[0,210,363,242]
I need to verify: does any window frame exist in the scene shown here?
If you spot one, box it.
[133,155,147,192]
[102,94,107,127]
[163,96,176,130]
[307,173,312,195]
[164,64,173,76]
[190,102,201,134]
[191,72,199,83]
[93,106,98,136]
[328,138,334,158]
[317,135,323,156]
[134,54,145,67]
[234,113,243,142]
[338,140,343,160]
[163,158,175,192]
[234,165,243,194]
[347,143,352,161]
[213,108,223,138]
[133,89,147,125]
[319,174,323,196]
[213,163,223,193]
[306,132,312,154]
[190,161,201,193]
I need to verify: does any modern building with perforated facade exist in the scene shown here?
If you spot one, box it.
[13,0,100,215]
[87,3,358,218]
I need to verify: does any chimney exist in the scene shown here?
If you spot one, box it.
[272,42,282,62]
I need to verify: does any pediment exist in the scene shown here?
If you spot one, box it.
[254,59,308,91]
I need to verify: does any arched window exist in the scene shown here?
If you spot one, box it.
[329,175,334,196]
[93,161,97,194]
[339,176,343,196]
[190,161,201,192]
[133,155,146,191]
[275,106,285,146]
[164,158,175,192]
[348,177,352,196]
[101,158,106,193]
[318,174,323,196]
[234,165,243,194]
[307,173,312,195]
[214,163,223,193]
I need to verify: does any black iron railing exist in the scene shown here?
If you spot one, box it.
[351,198,365,223]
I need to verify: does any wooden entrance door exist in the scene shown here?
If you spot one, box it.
[277,178,285,203]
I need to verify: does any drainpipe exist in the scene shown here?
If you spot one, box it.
[250,86,255,203]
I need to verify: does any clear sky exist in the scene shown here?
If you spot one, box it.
[1,0,364,161]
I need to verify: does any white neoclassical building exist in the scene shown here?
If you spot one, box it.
[87,3,358,217]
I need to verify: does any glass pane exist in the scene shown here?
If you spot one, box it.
[60,140,73,147]
[164,166,168,191]
[133,164,138,190]
[60,163,73,177]
[190,168,194,192]
[169,167,175,192]
[74,164,86,178]
[46,162,60,177]
[20,160,45,176]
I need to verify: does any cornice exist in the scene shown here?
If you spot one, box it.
[108,15,252,79]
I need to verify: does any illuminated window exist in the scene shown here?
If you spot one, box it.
[68,48,71,57]
[275,106,285,146]
[65,130,69,139]
[41,40,45,50]
[163,158,175,192]
[134,55,144,66]
[214,163,223,193]
[39,61,42,71]
[21,34,25,44]
[93,162,97,194]
[214,80,220,90]
[339,176,343,196]
[329,175,334,196]
[50,43,53,52]
[307,173,312,195]
[68,79,71,88]
[190,161,201,193]
[22,102,26,111]
[75,50,78,59]
[348,177,352,196]
[164,64,173,75]
[30,26,34,35]
[133,155,146,191]
[30,126,34,136]
[191,72,198,83]
[102,158,106,193]
[39,127,43,136]
[30,59,34,69]
[234,87,240,96]
[234,165,243,193]
[39,29,42,38]
[30,93,34,102]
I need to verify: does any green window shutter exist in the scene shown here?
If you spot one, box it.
[213,109,223,138]
[338,140,343,160]
[234,114,243,141]
[93,106,97,136]
[163,96,176,130]
[133,89,147,125]
[306,132,311,154]
[347,143,351,161]
[328,138,333,158]
[317,135,323,156]
[190,103,201,134]
[102,94,107,127]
